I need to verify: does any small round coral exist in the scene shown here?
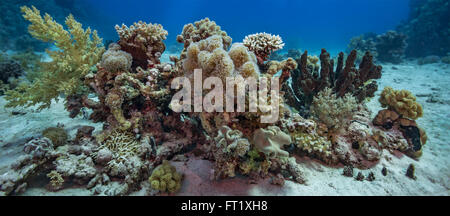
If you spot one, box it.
[149,160,183,193]
[379,87,423,120]
[42,127,68,147]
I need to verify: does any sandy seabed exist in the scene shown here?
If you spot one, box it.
[0,61,449,196]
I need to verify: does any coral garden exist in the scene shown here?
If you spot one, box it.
[0,5,431,196]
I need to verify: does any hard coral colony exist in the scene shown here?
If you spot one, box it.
[0,5,429,196]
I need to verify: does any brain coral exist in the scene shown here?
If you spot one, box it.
[149,160,183,193]
[379,86,423,120]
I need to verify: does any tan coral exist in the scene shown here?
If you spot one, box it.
[243,32,285,64]
[100,43,132,73]
[379,86,423,120]
[177,17,232,50]
[115,20,168,67]
[253,126,291,157]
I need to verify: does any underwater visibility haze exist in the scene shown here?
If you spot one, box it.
[0,0,449,196]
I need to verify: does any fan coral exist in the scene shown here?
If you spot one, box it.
[115,21,168,68]
[42,127,68,147]
[253,126,291,157]
[5,6,105,110]
[243,32,285,65]
[310,88,358,129]
[379,87,423,120]
[177,17,232,52]
[149,160,183,193]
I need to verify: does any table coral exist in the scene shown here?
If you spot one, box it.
[243,32,285,65]
[149,160,183,194]
[379,87,423,120]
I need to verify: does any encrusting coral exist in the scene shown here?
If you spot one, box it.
[5,6,105,110]
[149,160,183,193]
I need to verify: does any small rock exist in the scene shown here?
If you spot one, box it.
[343,165,354,177]
[355,172,364,181]
[381,167,387,176]
[406,164,417,180]
[270,174,285,186]
[366,172,375,181]
[96,148,113,165]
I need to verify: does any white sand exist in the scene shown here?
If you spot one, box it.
[0,61,448,196]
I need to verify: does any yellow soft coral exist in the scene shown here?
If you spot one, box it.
[379,86,423,120]
[5,6,104,110]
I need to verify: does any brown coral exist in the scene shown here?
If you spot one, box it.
[372,109,400,129]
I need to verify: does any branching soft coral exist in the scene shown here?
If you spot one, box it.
[5,6,104,110]
[310,87,358,129]
[379,86,423,120]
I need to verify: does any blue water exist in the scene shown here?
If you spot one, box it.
[76,0,410,55]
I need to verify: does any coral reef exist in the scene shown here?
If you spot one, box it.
[347,33,378,63]
[148,160,183,193]
[397,0,450,57]
[375,31,407,64]
[0,6,431,196]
